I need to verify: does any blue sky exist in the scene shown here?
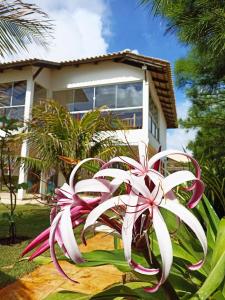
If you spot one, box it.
[4,0,195,151]
[107,0,195,150]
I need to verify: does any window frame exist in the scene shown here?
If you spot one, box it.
[0,80,27,121]
[53,80,144,129]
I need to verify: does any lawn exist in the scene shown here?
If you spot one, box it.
[0,204,51,288]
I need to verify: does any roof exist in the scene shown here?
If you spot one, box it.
[0,50,177,128]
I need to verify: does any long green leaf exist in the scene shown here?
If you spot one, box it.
[44,291,91,300]
[193,218,225,300]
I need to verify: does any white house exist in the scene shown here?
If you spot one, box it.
[0,50,177,199]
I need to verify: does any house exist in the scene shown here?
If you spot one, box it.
[0,50,177,200]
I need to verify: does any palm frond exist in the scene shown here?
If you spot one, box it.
[0,0,53,57]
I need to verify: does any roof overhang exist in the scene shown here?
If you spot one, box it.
[0,51,177,128]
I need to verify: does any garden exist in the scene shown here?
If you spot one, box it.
[0,1,225,300]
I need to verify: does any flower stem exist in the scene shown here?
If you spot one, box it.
[135,236,179,300]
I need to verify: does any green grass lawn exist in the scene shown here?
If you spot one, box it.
[0,204,51,288]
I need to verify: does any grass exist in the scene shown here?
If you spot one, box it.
[0,204,51,288]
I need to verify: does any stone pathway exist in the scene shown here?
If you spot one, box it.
[0,234,123,300]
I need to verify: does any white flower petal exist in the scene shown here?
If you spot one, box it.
[159,199,207,268]
[59,206,84,264]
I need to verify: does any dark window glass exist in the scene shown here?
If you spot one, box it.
[72,112,84,121]
[33,83,47,104]
[74,87,94,111]
[95,85,116,108]
[53,90,73,111]
[117,82,142,108]
[0,107,24,121]
[111,109,142,129]
[0,83,12,107]
[12,81,26,106]
[149,96,158,124]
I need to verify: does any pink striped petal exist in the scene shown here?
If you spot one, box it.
[138,141,148,169]
[84,195,129,232]
[103,156,143,172]
[122,194,159,275]
[148,150,201,181]
[69,157,105,189]
[74,178,110,194]
[21,227,50,256]
[59,206,84,264]
[145,207,173,293]
[49,211,78,283]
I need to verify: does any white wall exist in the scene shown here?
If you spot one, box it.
[33,67,52,92]
[51,61,144,90]
[148,71,167,150]
[0,67,32,83]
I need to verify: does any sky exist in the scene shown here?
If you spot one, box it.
[5,0,195,151]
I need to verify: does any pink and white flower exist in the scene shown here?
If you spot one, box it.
[22,143,207,293]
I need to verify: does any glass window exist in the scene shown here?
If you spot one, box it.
[111,109,142,129]
[0,107,24,121]
[53,90,73,111]
[117,82,142,108]
[149,96,158,124]
[95,85,116,108]
[0,82,12,107]
[33,83,47,104]
[74,87,94,111]
[12,81,26,106]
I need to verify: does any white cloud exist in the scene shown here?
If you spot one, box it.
[167,128,197,154]
[167,98,196,153]
[1,0,111,62]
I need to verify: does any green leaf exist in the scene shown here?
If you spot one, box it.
[194,218,225,300]
[77,249,146,272]
[44,291,91,300]
[91,285,140,299]
[212,291,225,300]
[211,218,225,269]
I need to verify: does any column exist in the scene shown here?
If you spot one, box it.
[142,68,150,145]
[17,77,34,200]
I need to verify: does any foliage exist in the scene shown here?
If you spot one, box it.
[43,194,225,299]
[140,0,225,215]
[0,116,25,242]
[0,0,52,58]
[0,204,50,288]
[140,0,225,80]
[20,100,125,182]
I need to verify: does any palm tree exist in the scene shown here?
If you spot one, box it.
[140,0,225,58]
[20,100,125,183]
[0,0,52,58]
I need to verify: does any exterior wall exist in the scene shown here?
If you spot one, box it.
[33,67,52,92]
[51,62,144,90]
[148,71,167,150]
[0,61,170,199]
[0,67,32,83]
[51,61,149,147]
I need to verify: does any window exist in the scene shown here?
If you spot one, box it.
[95,85,116,108]
[117,82,142,108]
[0,81,26,121]
[74,88,94,111]
[111,109,142,129]
[54,81,143,129]
[53,89,73,110]
[53,87,94,111]
[149,95,160,141]
[33,83,47,104]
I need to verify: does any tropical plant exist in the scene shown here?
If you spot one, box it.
[140,0,225,216]
[22,143,222,299]
[0,0,52,58]
[19,100,126,183]
[0,116,27,243]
